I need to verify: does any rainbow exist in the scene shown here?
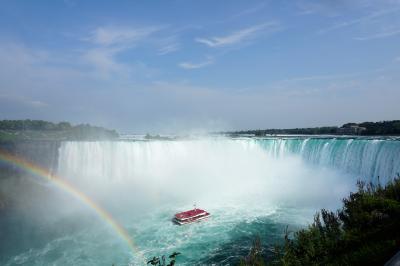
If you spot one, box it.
[0,149,145,263]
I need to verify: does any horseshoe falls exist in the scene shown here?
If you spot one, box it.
[254,137,400,182]
[58,137,400,187]
[2,137,400,265]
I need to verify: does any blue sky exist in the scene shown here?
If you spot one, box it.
[0,0,399,133]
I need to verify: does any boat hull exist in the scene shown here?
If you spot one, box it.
[172,208,210,225]
[172,213,210,225]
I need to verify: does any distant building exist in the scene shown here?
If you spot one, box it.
[337,125,366,135]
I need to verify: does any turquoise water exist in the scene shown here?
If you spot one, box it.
[1,137,399,265]
[254,137,400,182]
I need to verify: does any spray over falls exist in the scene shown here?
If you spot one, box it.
[58,137,400,187]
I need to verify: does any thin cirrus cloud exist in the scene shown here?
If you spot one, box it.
[157,36,181,55]
[81,25,163,78]
[195,22,281,48]
[179,57,214,69]
[82,47,126,76]
[158,42,180,55]
[85,25,162,46]
[318,8,400,34]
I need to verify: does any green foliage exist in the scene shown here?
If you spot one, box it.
[358,120,400,135]
[272,177,400,266]
[0,119,71,130]
[0,120,119,141]
[233,126,339,136]
[239,237,265,266]
[226,120,400,136]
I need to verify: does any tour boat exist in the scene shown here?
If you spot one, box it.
[173,207,210,225]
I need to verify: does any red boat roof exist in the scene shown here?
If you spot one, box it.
[175,208,207,219]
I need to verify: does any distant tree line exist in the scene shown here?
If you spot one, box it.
[356,120,400,135]
[0,120,73,131]
[0,119,119,140]
[226,120,400,136]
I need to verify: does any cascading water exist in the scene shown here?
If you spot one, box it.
[56,137,400,188]
[56,138,360,208]
[253,137,400,182]
[3,137,400,265]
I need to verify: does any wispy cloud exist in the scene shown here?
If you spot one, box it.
[158,43,180,55]
[86,25,161,46]
[156,35,181,55]
[179,57,214,69]
[277,68,386,84]
[318,8,400,34]
[354,28,400,40]
[298,0,400,18]
[229,3,267,19]
[82,47,127,77]
[30,100,48,107]
[296,1,340,16]
[195,22,281,48]
[82,25,164,77]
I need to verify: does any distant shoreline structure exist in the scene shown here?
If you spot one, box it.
[220,120,400,137]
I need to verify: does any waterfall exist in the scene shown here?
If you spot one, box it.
[253,138,400,182]
[57,137,400,186]
[54,137,399,210]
